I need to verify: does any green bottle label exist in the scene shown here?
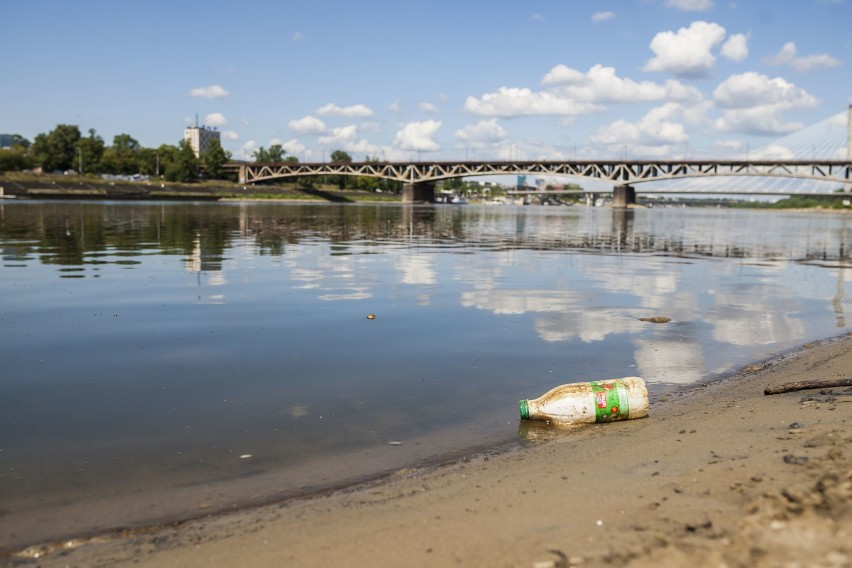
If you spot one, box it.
[519,399,530,420]
[590,379,630,422]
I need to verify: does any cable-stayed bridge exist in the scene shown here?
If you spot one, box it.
[234,107,852,204]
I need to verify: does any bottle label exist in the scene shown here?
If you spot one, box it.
[591,379,630,422]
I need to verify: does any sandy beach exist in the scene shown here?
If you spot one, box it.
[6,333,851,568]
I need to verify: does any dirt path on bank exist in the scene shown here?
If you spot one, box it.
[6,335,851,568]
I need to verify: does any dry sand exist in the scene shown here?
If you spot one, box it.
[5,334,851,568]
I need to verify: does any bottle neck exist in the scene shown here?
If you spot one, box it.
[519,399,530,420]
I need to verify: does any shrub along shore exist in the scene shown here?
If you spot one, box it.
[0,174,401,203]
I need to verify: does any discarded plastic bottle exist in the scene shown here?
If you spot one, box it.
[519,377,649,426]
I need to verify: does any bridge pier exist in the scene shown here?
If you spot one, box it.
[612,184,636,207]
[402,183,435,203]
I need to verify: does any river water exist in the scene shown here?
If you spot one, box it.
[1,200,850,549]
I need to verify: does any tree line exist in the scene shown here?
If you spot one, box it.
[1,125,404,192]
[0,124,237,183]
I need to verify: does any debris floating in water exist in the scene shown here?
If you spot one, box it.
[239,454,252,459]
[639,316,671,324]
[366,314,377,320]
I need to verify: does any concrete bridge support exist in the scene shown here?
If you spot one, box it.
[612,184,636,207]
[402,183,435,203]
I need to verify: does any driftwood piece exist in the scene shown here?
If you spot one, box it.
[764,377,852,395]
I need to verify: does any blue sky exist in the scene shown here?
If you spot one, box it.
[2,0,851,163]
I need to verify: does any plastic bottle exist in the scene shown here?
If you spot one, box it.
[519,377,649,426]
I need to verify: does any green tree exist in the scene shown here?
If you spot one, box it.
[31,124,81,172]
[11,134,31,149]
[201,139,231,179]
[267,144,286,162]
[151,144,180,177]
[330,149,352,189]
[100,133,140,175]
[330,149,352,163]
[0,147,34,172]
[136,147,159,176]
[252,146,269,162]
[253,144,286,163]
[164,140,198,182]
[77,129,104,174]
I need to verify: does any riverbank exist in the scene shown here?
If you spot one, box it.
[8,333,850,568]
[0,175,401,203]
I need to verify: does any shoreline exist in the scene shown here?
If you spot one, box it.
[7,333,851,567]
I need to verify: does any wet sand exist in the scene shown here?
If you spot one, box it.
[7,334,852,567]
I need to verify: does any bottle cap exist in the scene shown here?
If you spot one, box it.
[519,399,530,420]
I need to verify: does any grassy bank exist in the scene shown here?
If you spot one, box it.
[0,173,402,203]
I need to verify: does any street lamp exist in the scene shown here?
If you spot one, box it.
[77,146,83,174]
[155,151,160,177]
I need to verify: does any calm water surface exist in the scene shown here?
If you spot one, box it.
[1,200,850,548]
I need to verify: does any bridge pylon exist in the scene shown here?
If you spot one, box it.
[612,185,636,207]
[402,183,435,203]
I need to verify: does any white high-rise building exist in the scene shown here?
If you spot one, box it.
[183,124,221,158]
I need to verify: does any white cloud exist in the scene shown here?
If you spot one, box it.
[465,65,704,120]
[464,87,604,117]
[750,143,796,160]
[591,11,615,22]
[222,130,240,141]
[240,117,250,127]
[281,139,307,158]
[318,125,357,146]
[546,64,702,103]
[389,100,401,113]
[541,64,586,85]
[714,139,743,152]
[204,112,227,127]
[419,102,439,113]
[644,21,727,77]
[289,115,327,134]
[714,71,816,108]
[531,13,543,21]
[394,120,442,152]
[318,125,378,154]
[665,0,713,10]
[292,31,305,41]
[455,119,508,143]
[236,140,257,160]
[316,103,374,118]
[721,32,749,61]
[188,85,229,99]
[764,42,842,72]
[589,103,690,151]
[713,71,818,134]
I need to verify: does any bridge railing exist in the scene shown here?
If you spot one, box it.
[231,159,852,188]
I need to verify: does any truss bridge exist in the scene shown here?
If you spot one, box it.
[232,107,852,205]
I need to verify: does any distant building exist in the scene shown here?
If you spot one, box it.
[183,124,221,158]
[0,134,13,149]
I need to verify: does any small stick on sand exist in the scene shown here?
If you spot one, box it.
[764,377,852,395]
